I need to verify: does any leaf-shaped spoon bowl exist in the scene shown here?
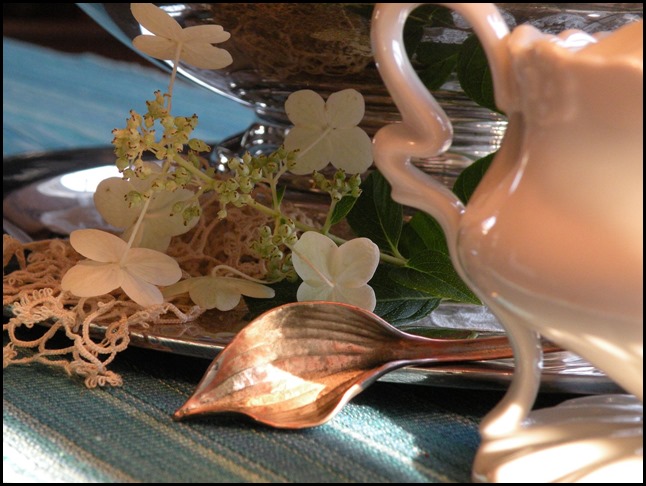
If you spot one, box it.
[174,302,553,429]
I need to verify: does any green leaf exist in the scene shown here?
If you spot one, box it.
[408,5,455,29]
[370,265,441,326]
[276,184,286,206]
[403,10,426,57]
[346,171,403,255]
[398,223,425,260]
[452,152,495,204]
[405,211,448,254]
[329,195,358,227]
[456,34,497,112]
[404,5,454,59]
[377,298,440,327]
[391,250,480,304]
[416,42,460,91]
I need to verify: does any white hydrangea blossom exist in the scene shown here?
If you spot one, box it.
[61,229,182,307]
[131,3,232,69]
[284,89,373,175]
[291,231,380,311]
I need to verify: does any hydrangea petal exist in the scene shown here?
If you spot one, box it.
[211,289,243,312]
[146,188,196,226]
[333,285,377,312]
[285,89,372,175]
[296,281,333,303]
[188,279,241,310]
[120,271,165,307]
[132,188,199,251]
[292,232,378,311]
[96,177,198,252]
[333,238,380,287]
[122,226,171,253]
[131,3,182,39]
[69,229,126,262]
[326,89,366,128]
[133,36,178,61]
[61,261,122,297]
[94,178,139,228]
[161,278,195,300]
[163,276,274,310]
[186,280,215,308]
[181,25,230,43]
[284,126,331,175]
[180,43,233,70]
[123,248,182,286]
[326,127,373,174]
[131,5,232,69]
[291,232,336,283]
[218,277,276,299]
[285,90,327,127]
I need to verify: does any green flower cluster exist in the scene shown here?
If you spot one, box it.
[112,91,209,183]
[312,170,362,201]
[250,222,298,281]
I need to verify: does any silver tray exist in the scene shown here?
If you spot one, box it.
[3,147,623,395]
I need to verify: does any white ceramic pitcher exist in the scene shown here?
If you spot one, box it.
[371,3,642,480]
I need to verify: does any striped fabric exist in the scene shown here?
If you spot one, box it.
[4,345,512,483]
[3,37,571,482]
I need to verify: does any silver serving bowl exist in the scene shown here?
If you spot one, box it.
[79,3,642,184]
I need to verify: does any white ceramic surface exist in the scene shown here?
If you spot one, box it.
[371,3,643,482]
[475,394,643,483]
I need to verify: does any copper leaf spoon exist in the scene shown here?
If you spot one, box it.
[173,301,548,428]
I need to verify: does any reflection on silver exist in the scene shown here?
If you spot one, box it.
[58,165,120,194]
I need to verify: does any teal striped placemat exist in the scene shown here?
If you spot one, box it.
[4,342,513,483]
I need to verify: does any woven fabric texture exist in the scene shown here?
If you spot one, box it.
[4,344,508,483]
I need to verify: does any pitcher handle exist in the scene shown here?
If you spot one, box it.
[371,3,510,254]
[372,3,547,441]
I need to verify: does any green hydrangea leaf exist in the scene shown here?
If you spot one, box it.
[403,211,449,255]
[329,195,359,227]
[456,34,497,112]
[416,42,460,91]
[452,152,495,204]
[276,184,286,206]
[370,265,441,326]
[346,171,403,255]
[392,250,480,304]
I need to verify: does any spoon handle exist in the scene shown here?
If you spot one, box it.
[394,333,560,365]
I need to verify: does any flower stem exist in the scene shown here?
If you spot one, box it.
[172,153,215,184]
[321,199,337,234]
[120,195,152,265]
[167,43,182,112]
[266,163,290,226]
